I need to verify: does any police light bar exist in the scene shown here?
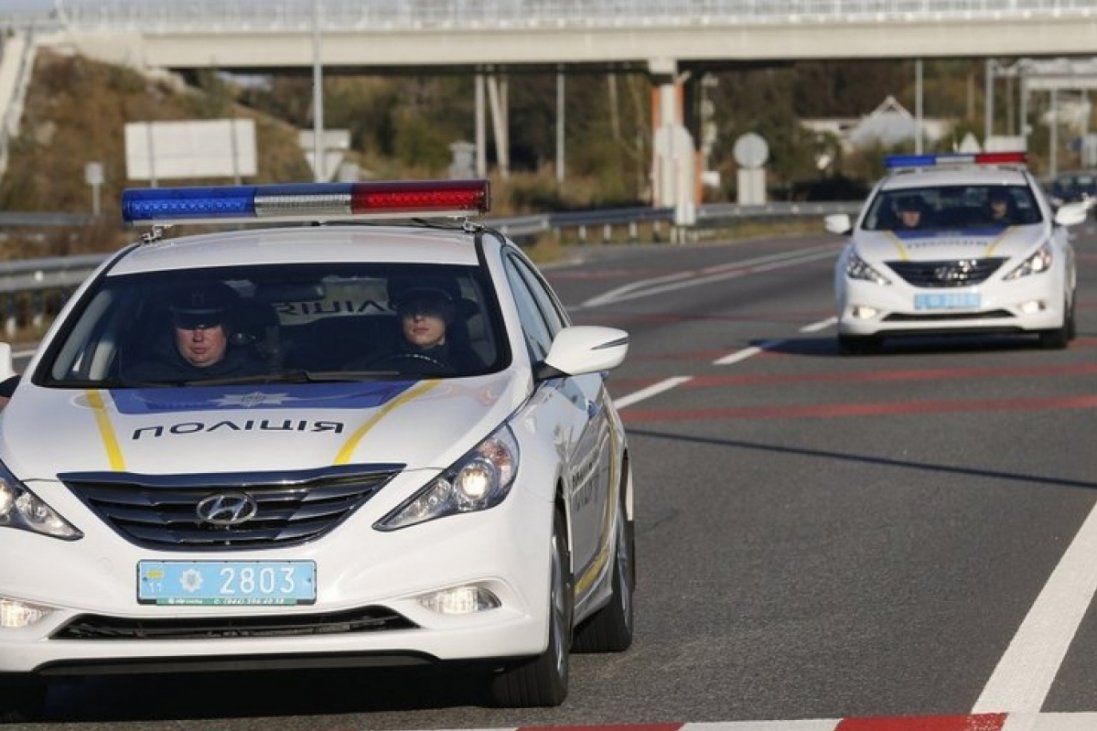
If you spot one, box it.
[884,152,1027,169]
[122,179,491,226]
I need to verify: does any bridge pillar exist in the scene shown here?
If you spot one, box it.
[649,58,696,228]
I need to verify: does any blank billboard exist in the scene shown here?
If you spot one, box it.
[125,119,257,181]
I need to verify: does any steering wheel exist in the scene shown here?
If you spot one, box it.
[368,351,455,374]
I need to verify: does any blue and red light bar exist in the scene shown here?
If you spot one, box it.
[884,152,1027,169]
[122,179,491,226]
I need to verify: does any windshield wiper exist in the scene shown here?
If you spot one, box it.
[184,370,403,387]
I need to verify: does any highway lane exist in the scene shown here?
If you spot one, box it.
[9,226,1097,727]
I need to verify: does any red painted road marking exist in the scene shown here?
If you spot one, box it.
[620,394,1097,424]
[835,714,1006,731]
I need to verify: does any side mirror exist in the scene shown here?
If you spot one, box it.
[0,343,14,382]
[537,326,629,380]
[1053,201,1089,228]
[825,213,852,236]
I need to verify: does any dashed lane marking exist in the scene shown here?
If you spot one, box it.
[800,316,838,333]
[713,339,785,365]
[973,494,1097,714]
[613,376,693,410]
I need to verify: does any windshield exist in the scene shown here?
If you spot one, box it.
[862,184,1043,232]
[38,262,509,388]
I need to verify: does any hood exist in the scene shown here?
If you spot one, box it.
[0,373,526,480]
[853,224,1047,264]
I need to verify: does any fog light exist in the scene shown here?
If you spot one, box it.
[0,598,52,629]
[417,585,500,615]
[1019,300,1045,314]
[852,305,879,319]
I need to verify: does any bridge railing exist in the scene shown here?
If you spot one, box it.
[44,0,1096,32]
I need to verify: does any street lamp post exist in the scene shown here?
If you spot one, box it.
[311,0,325,182]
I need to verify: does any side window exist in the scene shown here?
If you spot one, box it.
[510,254,567,335]
[503,258,554,361]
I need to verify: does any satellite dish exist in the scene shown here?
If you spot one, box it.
[733,133,769,169]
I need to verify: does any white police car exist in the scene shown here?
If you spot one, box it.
[828,152,1090,354]
[0,180,634,716]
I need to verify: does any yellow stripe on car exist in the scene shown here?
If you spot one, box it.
[885,232,911,261]
[334,380,441,465]
[86,390,126,471]
[984,226,1015,257]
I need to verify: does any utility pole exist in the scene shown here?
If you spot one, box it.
[985,58,994,145]
[556,69,565,185]
[311,0,325,182]
[915,59,924,154]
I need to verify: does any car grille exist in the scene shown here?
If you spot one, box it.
[52,606,417,640]
[885,258,1007,288]
[885,310,1014,322]
[60,464,402,551]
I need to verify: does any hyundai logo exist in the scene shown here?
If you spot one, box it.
[196,493,259,526]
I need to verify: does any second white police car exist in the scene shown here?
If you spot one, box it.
[0,180,634,716]
[828,152,1090,354]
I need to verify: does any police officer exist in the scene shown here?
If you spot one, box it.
[126,283,259,383]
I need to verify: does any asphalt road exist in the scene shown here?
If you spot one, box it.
[9,222,1097,728]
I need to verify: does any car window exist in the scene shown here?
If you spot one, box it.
[862,184,1043,231]
[37,262,508,387]
[503,257,554,362]
[508,253,567,336]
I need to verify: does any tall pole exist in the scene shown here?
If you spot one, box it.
[475,72,487,177]
[311,0,325,182]
[556,69,565,185]
[915,58,924,154]
[1050,87,1058,178]
[984,58,994,145]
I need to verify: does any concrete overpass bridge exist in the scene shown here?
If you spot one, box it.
[3,1,1097,214]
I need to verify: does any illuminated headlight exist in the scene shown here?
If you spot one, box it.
[375,424,519,531]
[0,598,53,628]
[0,461,81,540]
[846,250,891,286]
[1004,242,1053,280]
[417,585,501,615]
[852,305,879,319]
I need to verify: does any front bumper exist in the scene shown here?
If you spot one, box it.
[0,472,554,675]
[836,271,1066,337]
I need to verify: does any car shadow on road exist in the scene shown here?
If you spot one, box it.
[40,664,496,723]
[626,428,1097,493]
[763,333,1050,358]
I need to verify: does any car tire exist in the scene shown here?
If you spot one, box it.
[837,334,881,355]
[572,489,634,653]
[488,509,572,707]
[0,675,46,723]
[1066,293,1077,341]
[1039,299,1071,349]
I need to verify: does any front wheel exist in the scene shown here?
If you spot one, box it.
[0,675,46,723]
[1038,299,1071,349]
[488,510,572,707]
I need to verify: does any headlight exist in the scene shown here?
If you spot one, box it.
[1004,241,1053,280]
[846,250,891,286]
[0,460,82,540]
[375,424,519,531]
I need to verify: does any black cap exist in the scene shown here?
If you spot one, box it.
[168,283,237,329]
[896,195,925,212]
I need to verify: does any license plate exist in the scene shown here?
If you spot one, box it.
[138,561,316,606]
[914,292,981,311]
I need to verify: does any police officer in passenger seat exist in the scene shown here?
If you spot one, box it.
[126,283,259,383]
[359,281,481,376]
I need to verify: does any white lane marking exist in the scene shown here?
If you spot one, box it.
[1002,713,1097,730]
[580,244,839,309]
[973,500,1097,714]
[799,316,837,333]
[613,376,692,410]
[713,338,786,366]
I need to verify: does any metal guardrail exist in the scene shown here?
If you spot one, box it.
[0,201,862,298]
[5,1,1092,31]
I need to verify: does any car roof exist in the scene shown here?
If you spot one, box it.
[880,166,1031,191]
[108,224,483,276]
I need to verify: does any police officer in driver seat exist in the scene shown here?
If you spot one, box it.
[125,283,261,383]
